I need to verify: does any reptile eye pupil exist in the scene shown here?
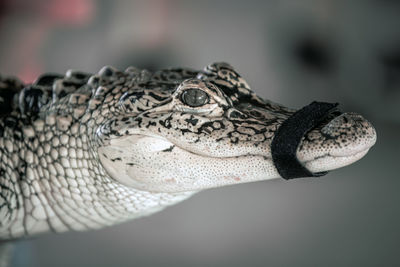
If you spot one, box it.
[181,88,208,107]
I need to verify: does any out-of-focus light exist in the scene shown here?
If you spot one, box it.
[44,0,95,25]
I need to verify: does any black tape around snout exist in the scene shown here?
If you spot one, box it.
[271,101,341,180]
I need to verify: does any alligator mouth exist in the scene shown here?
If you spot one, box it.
[166,113,376,175]
[98,126,375,193]
[151,133,375,175]
[100,109,376,188]
[124,118,376,170]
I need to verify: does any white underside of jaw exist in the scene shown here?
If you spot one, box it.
[304,148,370,173]
[99,134,280,193]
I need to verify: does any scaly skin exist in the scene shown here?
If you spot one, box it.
[0,62,376,240]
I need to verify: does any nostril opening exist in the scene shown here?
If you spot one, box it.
[331,110,343,117]
[311,111,342,131]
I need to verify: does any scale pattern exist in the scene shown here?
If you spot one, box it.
[0,67,197,239]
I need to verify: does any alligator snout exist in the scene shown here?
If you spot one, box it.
[296,112,377,173]
[321,112,377,156]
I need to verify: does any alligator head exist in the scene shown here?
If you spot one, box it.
[96,62,376,193]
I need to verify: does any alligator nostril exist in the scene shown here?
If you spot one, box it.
[321,113,349,135]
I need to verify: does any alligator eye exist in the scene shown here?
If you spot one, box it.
[181,88,209,107]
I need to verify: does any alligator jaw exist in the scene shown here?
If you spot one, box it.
[296,112,377,173]
[98,115,376,194]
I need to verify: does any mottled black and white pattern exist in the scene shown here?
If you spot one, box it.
[0,62,376,240]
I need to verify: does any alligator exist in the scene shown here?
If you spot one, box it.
[0,62,376,241]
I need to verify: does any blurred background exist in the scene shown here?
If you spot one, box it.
[0,0,399,266]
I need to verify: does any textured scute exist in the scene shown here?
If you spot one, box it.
[0,62,376,240]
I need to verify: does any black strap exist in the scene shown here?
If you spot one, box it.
[271,101,340,180]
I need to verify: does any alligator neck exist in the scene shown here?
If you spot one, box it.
[0,111,194,240]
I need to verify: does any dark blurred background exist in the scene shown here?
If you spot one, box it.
[1,0,399,266]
